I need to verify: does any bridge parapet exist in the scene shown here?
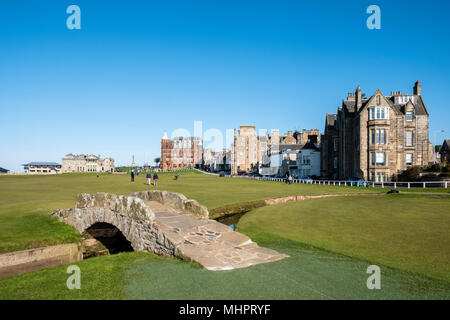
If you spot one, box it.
[130,190,209,219]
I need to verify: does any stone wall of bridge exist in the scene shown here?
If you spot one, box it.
[52,192,178,256]
[52,191,288,271]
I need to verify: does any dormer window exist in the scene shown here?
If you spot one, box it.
[406,111,413,121]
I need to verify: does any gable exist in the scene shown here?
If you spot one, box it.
[442,140,450,152]
[404,100,415,112]
[358,89,398,116]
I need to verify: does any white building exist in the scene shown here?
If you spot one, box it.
[295,142,321,178]
[22,162,61,174]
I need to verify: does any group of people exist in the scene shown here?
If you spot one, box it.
[130,170,159,186]
[130,171,182,186]
[146,172,159,186]
[285,173,294,184]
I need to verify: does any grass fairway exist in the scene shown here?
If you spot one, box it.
[237,194,450,282]
[0,172,449,299]
[1,241,449,300]
[0,171,381,253]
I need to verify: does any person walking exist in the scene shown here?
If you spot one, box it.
[131,170,135,182]
[146,172,151,185]
[289,175,293,184]
[153,172,158,186]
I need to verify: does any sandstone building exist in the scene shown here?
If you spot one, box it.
[232,125,260,174]
[231,125,320,175]
[321,81,433,182]
[61,154,115,173]
[160,133,203,170]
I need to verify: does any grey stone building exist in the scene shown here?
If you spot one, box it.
[322,81,433,182]
[61,154,115,173]
[440,139,450,163]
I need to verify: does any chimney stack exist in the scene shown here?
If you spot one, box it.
[347,92,356,101]
[356,86,362,110]
[414,80,421,96]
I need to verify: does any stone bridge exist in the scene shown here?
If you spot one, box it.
[52,190,288,271]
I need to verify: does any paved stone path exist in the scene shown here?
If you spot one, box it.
[145,201,289,271]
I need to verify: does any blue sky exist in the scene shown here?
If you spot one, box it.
[1,0,449,171]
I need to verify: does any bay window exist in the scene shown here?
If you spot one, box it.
[371,152,386,166]
[406,153,413,165]
[376,172,386,183]
[371,129,387,145]
[406,131,414,147]
[369,107,390,120]
[376,152,385,166]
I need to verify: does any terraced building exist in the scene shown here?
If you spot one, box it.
[322,80,433,182]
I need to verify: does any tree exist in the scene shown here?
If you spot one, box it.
[154,157,161,167]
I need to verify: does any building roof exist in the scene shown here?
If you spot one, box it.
[22,162,61,166]
[343,100,356,113]
[0,167,9,172]
[442,139,450,150]
[62,154,111,160]
[275,144,304,153]
[341,92,429,117]
[411,95,429,115]
[301,141,320,151]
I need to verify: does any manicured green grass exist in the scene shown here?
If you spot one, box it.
[1,241,449,300]
[237,194,450,282]
[0,252,174,299]
[0,172,381,253]
[1,172,449,299]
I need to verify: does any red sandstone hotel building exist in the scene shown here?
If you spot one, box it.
[160,132,203,170]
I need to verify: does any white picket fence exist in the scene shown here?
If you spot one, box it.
[230,175,449,189]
